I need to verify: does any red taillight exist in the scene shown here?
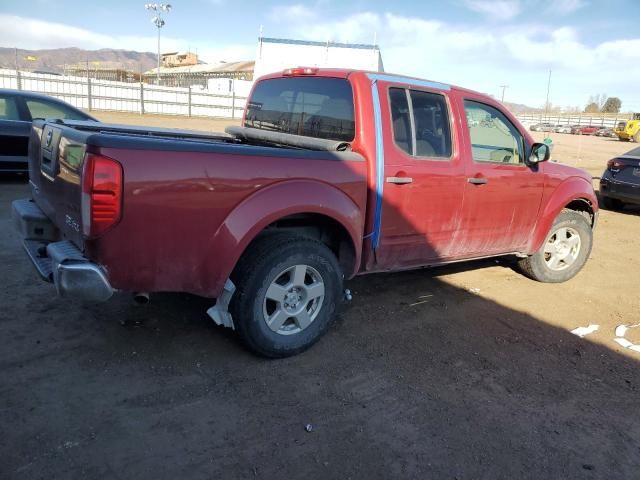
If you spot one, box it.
[283,67,318,76]
[607,158,625,172]
[81,154,123,238]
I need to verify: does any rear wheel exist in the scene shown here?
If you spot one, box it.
[601,195,624,210]
[518,210,592,283]
[230,234,343,358]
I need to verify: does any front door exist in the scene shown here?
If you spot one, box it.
[459,99,544,255]
[373,83,467,269]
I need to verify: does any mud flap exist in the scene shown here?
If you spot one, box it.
[207,279,236,329]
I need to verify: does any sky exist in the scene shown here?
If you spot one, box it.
[0,0,639,110]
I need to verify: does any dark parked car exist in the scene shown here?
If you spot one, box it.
[595,128,616,138]
[0,89,96,174]
[600,146,640,209]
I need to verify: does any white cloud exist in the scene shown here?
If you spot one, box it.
[269,4,316,22]
[0,14,254,64]
[1,9,637,109]
[464,0,522,20]
[269,9,640,109]
[0,14,184,52]
[546,0,587,15]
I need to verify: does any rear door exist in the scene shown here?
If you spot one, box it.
[0,94,31,172]
[373,81,467,268]
[458,98,544,255]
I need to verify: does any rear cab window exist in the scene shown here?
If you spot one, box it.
[244,77,355,142]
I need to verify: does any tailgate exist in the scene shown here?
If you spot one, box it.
[29,121,87,249]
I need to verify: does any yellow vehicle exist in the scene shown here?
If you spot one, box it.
[615,113,640,142]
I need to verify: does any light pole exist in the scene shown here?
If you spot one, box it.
[544,70,552,114]
[145,3,172,84]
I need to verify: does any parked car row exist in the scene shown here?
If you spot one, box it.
[529,122,617,137]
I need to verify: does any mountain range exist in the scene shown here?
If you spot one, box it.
[0,47,157,74]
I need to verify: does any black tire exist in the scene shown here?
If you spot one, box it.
[230,233,343,358]
[600,195,624,211]
[518,210,593,283]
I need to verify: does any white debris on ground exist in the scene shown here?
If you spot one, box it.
[614,323,640,353]
[570,324,599,338]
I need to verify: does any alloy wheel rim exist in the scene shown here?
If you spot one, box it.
[543,226,581,271]
[262,264,325,335]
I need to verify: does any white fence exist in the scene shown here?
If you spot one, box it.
[0,68,248,119]
[516,113,631,129]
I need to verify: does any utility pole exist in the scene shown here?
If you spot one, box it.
[145,3,172,84]
[499,85,508,103]
[544,70,552,114]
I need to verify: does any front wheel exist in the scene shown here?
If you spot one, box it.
[518,210,593,283]
[230,234,343,358]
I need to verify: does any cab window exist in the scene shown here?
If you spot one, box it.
[464,100,524,164]
[245,77,355,142]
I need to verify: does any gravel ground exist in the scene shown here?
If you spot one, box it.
[1,115,639,479]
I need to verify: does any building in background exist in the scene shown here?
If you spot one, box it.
[161,51,198,68]
[253,37,384,80]
[144,59,254,87]
[64,61,141,82]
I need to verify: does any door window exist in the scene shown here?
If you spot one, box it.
[25,99,85,120]
[389,88,412,155]
[464,100,524,164]
[389,87,452,159]
[0,96,20,120]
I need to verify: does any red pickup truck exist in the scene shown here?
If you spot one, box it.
[12,68,598,357]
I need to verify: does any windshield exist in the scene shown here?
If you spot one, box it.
[244,77,355,142]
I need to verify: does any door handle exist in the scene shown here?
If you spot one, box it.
[386,176,413,184]
[467,177,488,185]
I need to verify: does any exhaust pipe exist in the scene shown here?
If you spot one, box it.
[133,292,150,305]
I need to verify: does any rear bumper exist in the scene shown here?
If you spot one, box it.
[0,157,29,173]
[600,176,640,205]
[11,198,113,302]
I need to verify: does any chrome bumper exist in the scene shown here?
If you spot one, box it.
[12,199,114,302]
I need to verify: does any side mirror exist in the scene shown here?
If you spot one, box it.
[529,142,551,164]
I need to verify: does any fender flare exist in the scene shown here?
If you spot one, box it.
[201,180,364,297]
[528,177,597,253]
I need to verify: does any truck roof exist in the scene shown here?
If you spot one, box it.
[256,68,488,100]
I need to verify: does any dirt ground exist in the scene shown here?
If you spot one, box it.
[1,113,639,479]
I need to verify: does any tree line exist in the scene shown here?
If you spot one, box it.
[584,94,622,114]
